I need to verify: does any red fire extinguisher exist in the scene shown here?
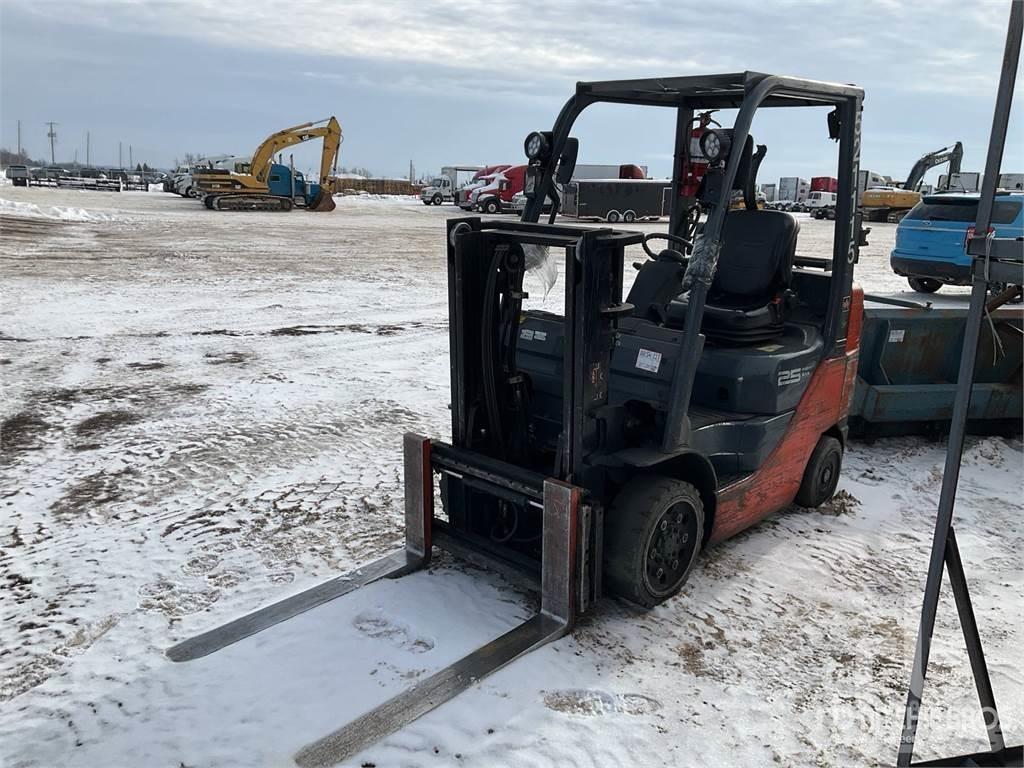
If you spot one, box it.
[680,110,719,198]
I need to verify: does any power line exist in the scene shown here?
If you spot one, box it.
[45,121,58,165]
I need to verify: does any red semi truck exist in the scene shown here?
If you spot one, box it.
[464,163,648,214]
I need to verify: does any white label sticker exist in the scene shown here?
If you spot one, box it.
[888,329,905,342]
[636,348,662,373]
[534,330,547,341]
[520,328,535,341]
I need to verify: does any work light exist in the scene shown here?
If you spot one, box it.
[524,131,550,161]
[699,129,732,163]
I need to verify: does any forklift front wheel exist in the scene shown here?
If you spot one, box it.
[604,477,704,608]
[795,435,843,508]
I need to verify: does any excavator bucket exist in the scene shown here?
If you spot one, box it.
[308,187,336,212]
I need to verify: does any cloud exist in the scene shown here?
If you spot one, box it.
[6,0,1017,102]
[2,0,1021,177]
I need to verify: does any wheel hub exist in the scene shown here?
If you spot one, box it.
[643,502,697,597]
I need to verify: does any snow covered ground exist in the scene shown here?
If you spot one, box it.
[0,186,1019,767]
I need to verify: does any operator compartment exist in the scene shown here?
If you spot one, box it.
[517,207,832,479]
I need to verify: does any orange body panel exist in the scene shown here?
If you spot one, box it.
[708,286,864,544]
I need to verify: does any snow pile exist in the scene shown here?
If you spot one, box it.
[0,197,118,222]
[334,193,419,205]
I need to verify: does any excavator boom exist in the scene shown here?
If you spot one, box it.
[903,141,964,191]
[250,117,342,184]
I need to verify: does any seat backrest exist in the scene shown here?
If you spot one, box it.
[712,210,799,298]
[625,254,685,322]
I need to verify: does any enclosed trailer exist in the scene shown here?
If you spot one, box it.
[779,176,809,202]
[561,178,672,222]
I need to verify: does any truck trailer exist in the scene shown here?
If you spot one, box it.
[561,178,672,222]
[938,172,981,193]
[779,176,809,202]
[810,176,838,193]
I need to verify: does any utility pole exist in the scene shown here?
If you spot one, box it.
[86,131,90,167]
[118,141,123,169]
[17,120,21,157]
[46,121,57,165]
[129,144,133,170]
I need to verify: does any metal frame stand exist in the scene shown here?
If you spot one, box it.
[896,3,1023,765]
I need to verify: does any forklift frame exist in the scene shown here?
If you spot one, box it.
[170,72,871,767]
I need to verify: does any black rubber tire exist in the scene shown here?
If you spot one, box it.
[483,198,501,214]
[606,210,621,224]
[432,194,443,205]
[623,210,636,223]
[795,435,843,508]
[604,476,704,608]
[908,277,942,293]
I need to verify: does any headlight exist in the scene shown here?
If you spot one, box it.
[699,129,732,163]
[524,131,550,161]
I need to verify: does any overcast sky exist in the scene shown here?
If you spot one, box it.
[2,0,1021,185]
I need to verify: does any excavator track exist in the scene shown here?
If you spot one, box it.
[209,194,294,212]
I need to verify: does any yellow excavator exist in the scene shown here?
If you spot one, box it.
[195,117,342,212]
[861,141,963,222]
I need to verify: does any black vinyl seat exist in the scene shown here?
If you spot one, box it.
[666,210,799,344]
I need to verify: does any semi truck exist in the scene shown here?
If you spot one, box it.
[420,165,494,205]
[858,169,888,196]
[468,163,649,214]
[561,178,672,222]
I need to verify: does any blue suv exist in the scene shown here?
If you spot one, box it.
[891,192,1024,293]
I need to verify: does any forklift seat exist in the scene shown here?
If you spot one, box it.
[666,210,799,343]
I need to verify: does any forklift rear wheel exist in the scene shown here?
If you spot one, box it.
[795,435,843,508]
[908,277,941,293]
[606,210,621,223]
[604,476,704,608]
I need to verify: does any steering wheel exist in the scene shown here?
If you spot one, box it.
[641,232,692,261]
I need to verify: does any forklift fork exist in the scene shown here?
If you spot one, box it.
[167,433,582,767]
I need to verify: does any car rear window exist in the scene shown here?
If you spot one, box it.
[906,199,1020,224]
